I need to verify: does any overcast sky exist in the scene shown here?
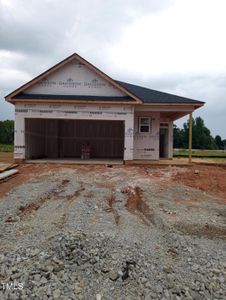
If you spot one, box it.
[1,0,226,138]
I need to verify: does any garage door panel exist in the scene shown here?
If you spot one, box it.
[25,119,124,159]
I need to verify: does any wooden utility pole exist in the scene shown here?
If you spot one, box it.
[188,113,192,164]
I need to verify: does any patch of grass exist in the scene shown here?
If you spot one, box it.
[174,149,226,158]
[203,157,226,162]
[0,144,14,152]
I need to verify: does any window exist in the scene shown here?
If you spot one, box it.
[139,117,151,133]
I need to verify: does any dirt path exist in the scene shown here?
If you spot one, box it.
[0,152,13,163]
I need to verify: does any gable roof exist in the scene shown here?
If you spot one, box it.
[116,81,204,106]
[5,53,142,104]
[5,53,204,107]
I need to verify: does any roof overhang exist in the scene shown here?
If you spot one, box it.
[137,102,204,121]
[160,111,193,121]
[142,102,204,108]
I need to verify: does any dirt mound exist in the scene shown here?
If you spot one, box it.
[173,165,226,202]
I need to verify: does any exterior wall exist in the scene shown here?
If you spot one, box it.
[14,115,25,161]
[14,102,188,162]
[14,103,134,161]
[133,105,192,160]
[25,59,126,97]
[133,111,160,160]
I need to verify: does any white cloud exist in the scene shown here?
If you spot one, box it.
[0,0,225,138]
[109,0,226,76]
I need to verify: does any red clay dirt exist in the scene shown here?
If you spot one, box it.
[19,202,41,216]
[124,186,154,225]
[1,163,226,206]
[173,165,226,203]
[0,163,98,199]
[0,152,13,164]
[0,164,53,198]
[106,193,120,225]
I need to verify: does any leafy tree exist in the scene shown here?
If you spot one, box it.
[191,117,216,149]
[174,116,217,150]
[215,135,224,150]
[0,120,14,144]
[173,124,185,148]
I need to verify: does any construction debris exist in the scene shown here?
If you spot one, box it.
[0,163,18,173]
[0,169,18,182]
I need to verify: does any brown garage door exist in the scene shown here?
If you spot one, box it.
[25,119,124,159]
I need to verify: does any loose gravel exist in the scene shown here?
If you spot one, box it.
[0,165,225,299]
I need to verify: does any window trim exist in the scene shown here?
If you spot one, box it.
[139,116,151,133]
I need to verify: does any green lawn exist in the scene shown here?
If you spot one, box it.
[0,144,14,152]
[174,149,226,158]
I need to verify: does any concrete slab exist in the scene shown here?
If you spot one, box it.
[126,158,226,166]
[25,158,123,165]
[125,158,191,166]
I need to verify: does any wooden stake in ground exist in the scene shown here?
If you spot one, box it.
[189,113,193,164]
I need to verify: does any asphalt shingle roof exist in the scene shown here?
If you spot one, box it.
[116,80,204,104]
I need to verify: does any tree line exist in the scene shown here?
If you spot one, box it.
[0,120,14,145]
[174,116,226,150]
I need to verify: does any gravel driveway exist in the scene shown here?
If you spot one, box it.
[0,164,225,299]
